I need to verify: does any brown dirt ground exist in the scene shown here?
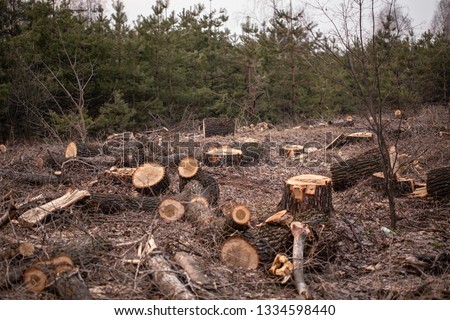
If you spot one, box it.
[0,106,449,300]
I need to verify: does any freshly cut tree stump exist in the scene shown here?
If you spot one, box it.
[18,189,90,227]
[203,117,236,137]
[204,146,242,167]
[330,148,382,191]
[220,237,259,270]
[279,174,333,218]
[65,141,100,158]
[372,172,415,195]
[279,145,304,158]
[427,167,450,199]
[326,132,373,149]
[132,162,170,196]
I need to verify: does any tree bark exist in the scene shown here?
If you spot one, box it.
[426,166,450,199]
[89,193,160,214]
[330,148,382,191]
[0,169,62,185]
[279,174,333,219]
[290,222,312,299]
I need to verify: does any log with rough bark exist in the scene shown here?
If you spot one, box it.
[203,117,236,137]
[18,189,90,227]
[24,255,93,299]
[426,167,450,199]
[179,165,219,206]
[279,145,304,158]
[89,193,160,214]
[279,174,333,219]
[65,141,100,158]
[220,237,259,270]
[0,169,62,185]
[132,162,170,196]
[159,180,216,224]
[330,148,382,191]
[225,204,251,231]
[204,145,242,167]
[290,222,312,299]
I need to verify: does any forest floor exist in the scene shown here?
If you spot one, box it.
[0,105,449,300]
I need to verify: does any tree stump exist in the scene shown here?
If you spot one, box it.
[179,164,219,206]
[330,148,382,191]
[132,162,170,196]
[203,118,236,137]
[279,174,333,218]
[279,145,304,158]
[204,146,242,167]
[178,156,199,179]
[220,237,259,270]
[427,167,450,199]
[65,141,100,158]
[227,204,251,231]
[372,172,415,195]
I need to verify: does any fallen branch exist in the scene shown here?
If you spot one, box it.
[290,222,312,299]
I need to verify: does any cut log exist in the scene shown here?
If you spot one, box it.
[65,141,100,158]
[394,109,402,118]
[23,266,48,293]
[279,145,304,158]
[44,152,118,170]
[0,195,46,228]
[228,204,251,231]
[0,169,62,185]
[203,117,236,137]
[105,166,136,182]
[427,167,450,199]
[158,198,185,222]
[330,148,382,191]
[204,146,242,167]
[0,242,35,260]
[220,237,259,270]
[132,162,170,196]
[0,144,6,153]
[174,252,210,285]
[178,156,199,179]
[25,255,93,299]
[243,223,293,264]
[290,222,312,299]
[18,189,90,227]
[279,174,333,219]
[89,193,160,214]
[179,169,219,206]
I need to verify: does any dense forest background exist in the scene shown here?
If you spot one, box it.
[0,0,449,142]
